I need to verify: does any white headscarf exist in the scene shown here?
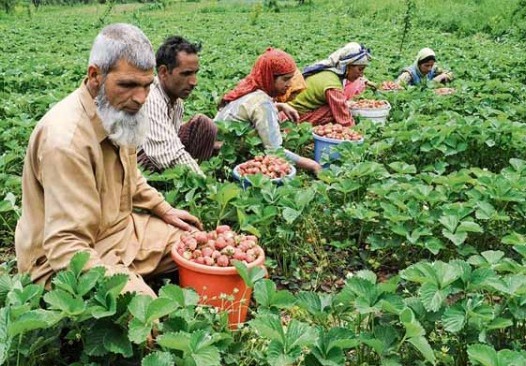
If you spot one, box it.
[415,48,436,65]
[303,42,372,77]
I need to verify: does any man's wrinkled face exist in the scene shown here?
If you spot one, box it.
[160,51,199,101]
[95,59,154,146]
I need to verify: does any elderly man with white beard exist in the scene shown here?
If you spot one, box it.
[15,23,202,297]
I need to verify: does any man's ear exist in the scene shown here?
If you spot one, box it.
[157,65,168,79]
[86,65,104,97]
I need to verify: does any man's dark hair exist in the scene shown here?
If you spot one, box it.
[156,36,202,72]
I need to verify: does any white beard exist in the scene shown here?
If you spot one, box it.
[95,85,148,147]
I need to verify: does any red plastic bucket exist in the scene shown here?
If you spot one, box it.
[171,245,265,328]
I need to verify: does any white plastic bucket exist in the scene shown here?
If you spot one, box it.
[350,101,391,124]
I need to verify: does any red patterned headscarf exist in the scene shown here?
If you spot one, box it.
[220,48,297,106]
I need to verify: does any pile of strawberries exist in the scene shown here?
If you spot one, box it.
[434,87,456,95]
[175,225,262,267]
[379,81,403,91]
[236,155,292,179]
[349,99,390,109]
[313,123,363,141]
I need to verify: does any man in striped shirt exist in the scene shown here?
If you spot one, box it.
[138,36,217,175]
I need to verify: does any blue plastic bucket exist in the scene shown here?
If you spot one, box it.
[232,164,296,189]
[313,133,364,164]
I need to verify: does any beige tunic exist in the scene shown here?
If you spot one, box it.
[15,81,181,296]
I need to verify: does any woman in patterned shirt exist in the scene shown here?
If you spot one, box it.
[288,42,373,127]
[214,48,321,174]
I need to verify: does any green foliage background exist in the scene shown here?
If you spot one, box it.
[1,0,526,364]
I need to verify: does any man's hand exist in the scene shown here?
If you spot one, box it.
[275,102,300,122]
[160,208,203,231]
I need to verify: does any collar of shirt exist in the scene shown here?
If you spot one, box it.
[79,79,108,143]
[153,76,184,120]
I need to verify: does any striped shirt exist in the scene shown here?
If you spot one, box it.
[139,77,202,174]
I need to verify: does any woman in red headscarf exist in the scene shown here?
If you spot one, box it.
[215,48,321,174]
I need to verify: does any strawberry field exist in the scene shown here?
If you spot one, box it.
[1,0,526,365]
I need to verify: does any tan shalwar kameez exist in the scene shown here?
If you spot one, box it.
[15,81,182,297]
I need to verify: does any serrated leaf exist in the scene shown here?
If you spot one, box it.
[481,250,505,265]
[502,232,526,246]
[77,268,105,297]
[403,321,426,338]
[156,331,192,352]
[146,297,179,323]
[250,314,284,342]
[0,308,9,365]
[69,251,91,277]
[159,284,199,307]
[128,295,152,323]
[467,343,498,366]
[419,282,447,312]
[141,351,174,366]
[286,320,317,349]
[486,317,513,330]
[128,317,152,344]
[103,324,133,357]
[282,207,301,224]
[84,323,109,356]
[439,215,459,233]
[407,336,436,364]
[43,289,85,315]
[267,340,298,366]
[8,309,63,337]
[457,221,483,233]
[442,304,466,333]
[443,230,467,246]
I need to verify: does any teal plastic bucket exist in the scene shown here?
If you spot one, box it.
[313,133,364,165]
[232,164,296,189]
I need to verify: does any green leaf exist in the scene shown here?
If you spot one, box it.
[403,321,426,338]
[419,282,447,312]
[250,314,284,342]
[442,304,466,333]
[439,215,459,233]
[216,183,241,206]
[481,250,505,265]
[43,289,85,315]
[502,232,526,246]
[8,309,63,337]
[0,308,10,365]
[467,343,498,366]
[443,230,467,246]
[457,221,483,233]
[128,318,152,344]
[104,324,133,357]
[77,268,105,297]
[253,280,296,309]
[282,207,302,224]
[156,331,191,352]
[69,251,91,277]
[407,336,436,364]
[388,161,417,174]
[486,317,513,331]
[146,297,179,323]
[128,294,152,323]
[159,284,199,307]
[141,351,174,366]
[84,323,108,356]
[286,320,317,349]
[267,340,298,366]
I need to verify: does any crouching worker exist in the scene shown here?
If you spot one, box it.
[137,36,218,176]
[15,23,202,298]
[396,47,453,86]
